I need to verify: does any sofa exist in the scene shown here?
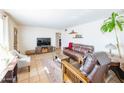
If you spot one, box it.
[62,52,111,83]
[63,43,94,63]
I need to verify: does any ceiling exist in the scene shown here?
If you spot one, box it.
[5,9,123,29]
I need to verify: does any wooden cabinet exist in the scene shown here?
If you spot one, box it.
[25,50,35,55]
[35,46,55,54]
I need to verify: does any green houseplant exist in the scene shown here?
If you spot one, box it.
[101,12,124,58]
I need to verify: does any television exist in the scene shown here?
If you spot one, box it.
[37,38,51,46]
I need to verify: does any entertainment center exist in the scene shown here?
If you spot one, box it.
[36,38,54,53]
[25,38,55,55]
[35,38,54,54]
[35,46,54,54]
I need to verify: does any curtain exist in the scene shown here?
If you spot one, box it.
[0,11,9,50]
[0,14,4,46]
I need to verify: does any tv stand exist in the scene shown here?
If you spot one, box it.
[35,46,55,54]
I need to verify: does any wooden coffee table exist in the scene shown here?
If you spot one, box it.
[54,53,70,68]
[58,53,69,62]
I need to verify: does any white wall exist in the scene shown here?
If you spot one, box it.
[18,26,61,53]
[61,19,124,56]
[119,31,124,56]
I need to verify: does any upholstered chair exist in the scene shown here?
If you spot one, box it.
[87,52,111,83]
[67,52,111,83]
[10,50,31,72]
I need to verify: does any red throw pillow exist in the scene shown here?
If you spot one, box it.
[68,42,72,49]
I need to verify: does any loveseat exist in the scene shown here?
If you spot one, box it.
[63,43,94,63]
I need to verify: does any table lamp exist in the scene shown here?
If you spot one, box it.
[105,43,116,56]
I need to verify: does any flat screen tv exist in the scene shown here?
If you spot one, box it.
[37,38,51,46]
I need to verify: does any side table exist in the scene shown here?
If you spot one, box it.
[4,57,18,83]
[109,55,124,82]
[109,55,124,70]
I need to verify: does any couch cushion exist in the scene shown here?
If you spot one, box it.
[94,52,110,65]
[73,47,80,53]
[79,47,89,55]
[72,44,80,52]
[87,64,100,82]
[72,43,94,54]
[80,53,97,76]
[63,49,83,62]
[87,64,108,83]
[80,45,94,52]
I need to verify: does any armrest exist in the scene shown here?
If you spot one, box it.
[62,61,90,83]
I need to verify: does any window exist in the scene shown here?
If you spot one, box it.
[0,14,7,76]
[0,13,14,78]
[0,12,9,49]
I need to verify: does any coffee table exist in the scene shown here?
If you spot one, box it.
[58,53,69,61]
[54,52,70,68]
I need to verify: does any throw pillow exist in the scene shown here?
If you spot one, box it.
[68,42,73,50]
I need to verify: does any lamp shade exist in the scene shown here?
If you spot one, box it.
[105,43,116,50]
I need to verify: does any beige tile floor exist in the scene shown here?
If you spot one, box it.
[17,50,122,83]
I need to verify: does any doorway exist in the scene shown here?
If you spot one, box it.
[56,32,61,49]
[14,28,18,50]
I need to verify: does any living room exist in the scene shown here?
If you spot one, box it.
[0,9,124,83]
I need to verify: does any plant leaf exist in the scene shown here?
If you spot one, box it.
[101,20,114,32]
[101,12,124,33]
[116,20,123,31]
[101,24,108,32]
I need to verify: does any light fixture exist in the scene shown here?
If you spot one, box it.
[105,43,116,56]
[69,30,77,34]
[74,34,83,38]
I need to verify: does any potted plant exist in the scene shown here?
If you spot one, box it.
[101,12,124,58]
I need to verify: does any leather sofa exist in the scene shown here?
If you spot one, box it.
[62,52,111,83]
[63,43,94,63]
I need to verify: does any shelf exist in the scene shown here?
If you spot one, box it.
[73,37,83,39]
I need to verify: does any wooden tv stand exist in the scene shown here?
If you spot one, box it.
[35,46,55,54]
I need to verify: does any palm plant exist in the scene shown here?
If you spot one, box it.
[101,12,124,58]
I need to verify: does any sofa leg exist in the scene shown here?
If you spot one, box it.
[28,66,30,72]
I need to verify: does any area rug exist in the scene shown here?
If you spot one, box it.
[43,60,62,83]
